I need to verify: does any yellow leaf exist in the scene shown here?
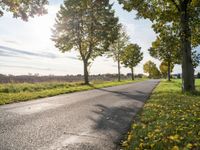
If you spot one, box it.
[168,134,180,142]
[171,146,179,150]
[139,143,144,148]
[122,141,128,147]
[186,143,193,149]
[132,123,137,129]
[127,134,132,141]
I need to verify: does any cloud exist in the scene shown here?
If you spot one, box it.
[3,39,20,45]
[0,63,52,71]
[0,45,57,58]
[0,45,78,60]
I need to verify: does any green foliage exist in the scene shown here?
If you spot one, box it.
[0,79,146,105]
[52,0,118,60]
[122,80,200,150]
[106,24,129,81]
[118,0,200,27]
[148,25,181,65]
[107,24,129,62]
[121,43,143,80]
[0,0,48,21]
[143,60,160,79]
[118,0,200,92]
[149,24,200,69]
[121,44,143,69]
[52,0,119,84]
[159,61,174,78]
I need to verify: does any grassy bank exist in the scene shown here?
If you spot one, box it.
[0,79,146,105]
[122,79,200,150]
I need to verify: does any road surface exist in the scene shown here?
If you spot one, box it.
[0,80,159,150]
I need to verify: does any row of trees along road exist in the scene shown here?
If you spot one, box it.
[149,24,200,82]
[52,0,143,84]
[106,25,143,81]
[144,59,200,80]
[148,25,180,81]
[118,0,200,92]
[0,0,143,85]
[143,60,161,79]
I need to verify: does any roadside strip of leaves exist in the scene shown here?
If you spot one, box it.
[122,79,200,150]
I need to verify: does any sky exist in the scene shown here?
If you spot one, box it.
[0,0,199,76]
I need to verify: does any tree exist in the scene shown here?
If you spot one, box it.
[152,67,161,79]
[0,0,48,21]
[118,0,200,92]
[149,25,180,81]
[143,60,161,79]
[121,44,143,80]
[150,24,200,81]
[160,61,174,80]
[106,24,129,81]
[52,0,118,84]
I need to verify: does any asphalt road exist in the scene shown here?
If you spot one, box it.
[0,80,159,150]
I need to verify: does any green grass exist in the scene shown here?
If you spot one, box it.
[0,79,146,105]
[122,79,200,150]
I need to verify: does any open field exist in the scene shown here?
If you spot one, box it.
[0,74,141,83]
[122,79,200,150]
[0,78,146,105]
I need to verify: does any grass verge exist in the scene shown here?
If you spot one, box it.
[122,79,200,150]
[0,78,146,105]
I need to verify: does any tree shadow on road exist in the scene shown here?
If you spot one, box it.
[89,84,150,102]
[88,104,141,147]
[87,86,152,147]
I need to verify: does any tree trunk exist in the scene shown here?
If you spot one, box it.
[117,59,121,82]
[180,10,195,92]
[131,67,134,80]
[83,59,89,85]
[167,61,171,81]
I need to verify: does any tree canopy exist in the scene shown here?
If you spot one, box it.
[106,24,129,81]
[121,43,143,80]
[149,25,181,65]
[148,25,180,81]
[0,0,48,21]
[143,60,160,79]
[52,0,119,84]
[160,61,174,79]
[107,24,129,62]
[118,0,200,92]
[149,23,200,81]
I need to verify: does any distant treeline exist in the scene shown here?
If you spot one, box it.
[0,74,144,83]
